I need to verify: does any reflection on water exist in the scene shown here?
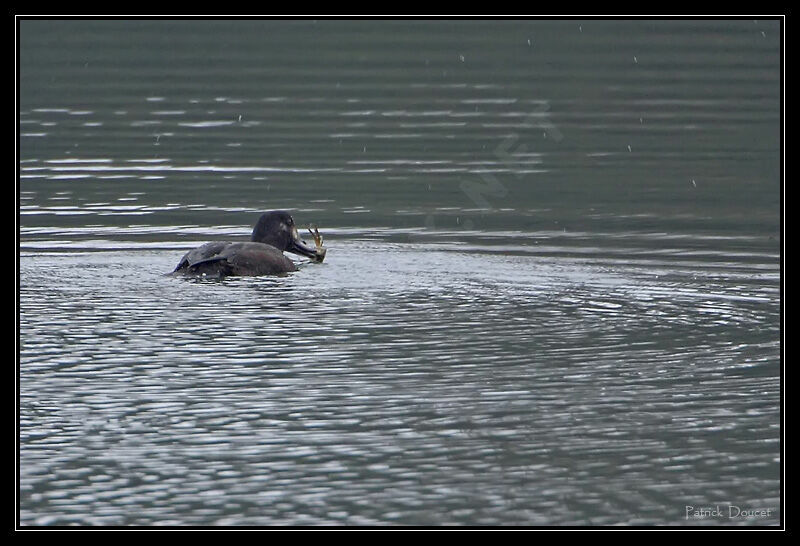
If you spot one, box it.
[18,19,780,526]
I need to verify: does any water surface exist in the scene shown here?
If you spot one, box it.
[18,19,781,526]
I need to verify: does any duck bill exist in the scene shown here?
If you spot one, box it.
[288,229,326,263]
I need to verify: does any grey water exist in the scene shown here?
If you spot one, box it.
[18,19,781,526]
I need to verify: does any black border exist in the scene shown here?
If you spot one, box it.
[14,14,786,532]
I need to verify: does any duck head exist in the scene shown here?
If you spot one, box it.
[251,211,325,262]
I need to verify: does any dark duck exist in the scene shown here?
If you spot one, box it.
[173,211,326,277]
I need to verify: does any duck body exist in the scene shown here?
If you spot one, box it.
[174,241,298,276]
[172,211,325,278]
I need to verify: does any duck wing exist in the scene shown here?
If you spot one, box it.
[173,241,231,272]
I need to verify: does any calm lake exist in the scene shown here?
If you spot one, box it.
[18,19,781,526]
